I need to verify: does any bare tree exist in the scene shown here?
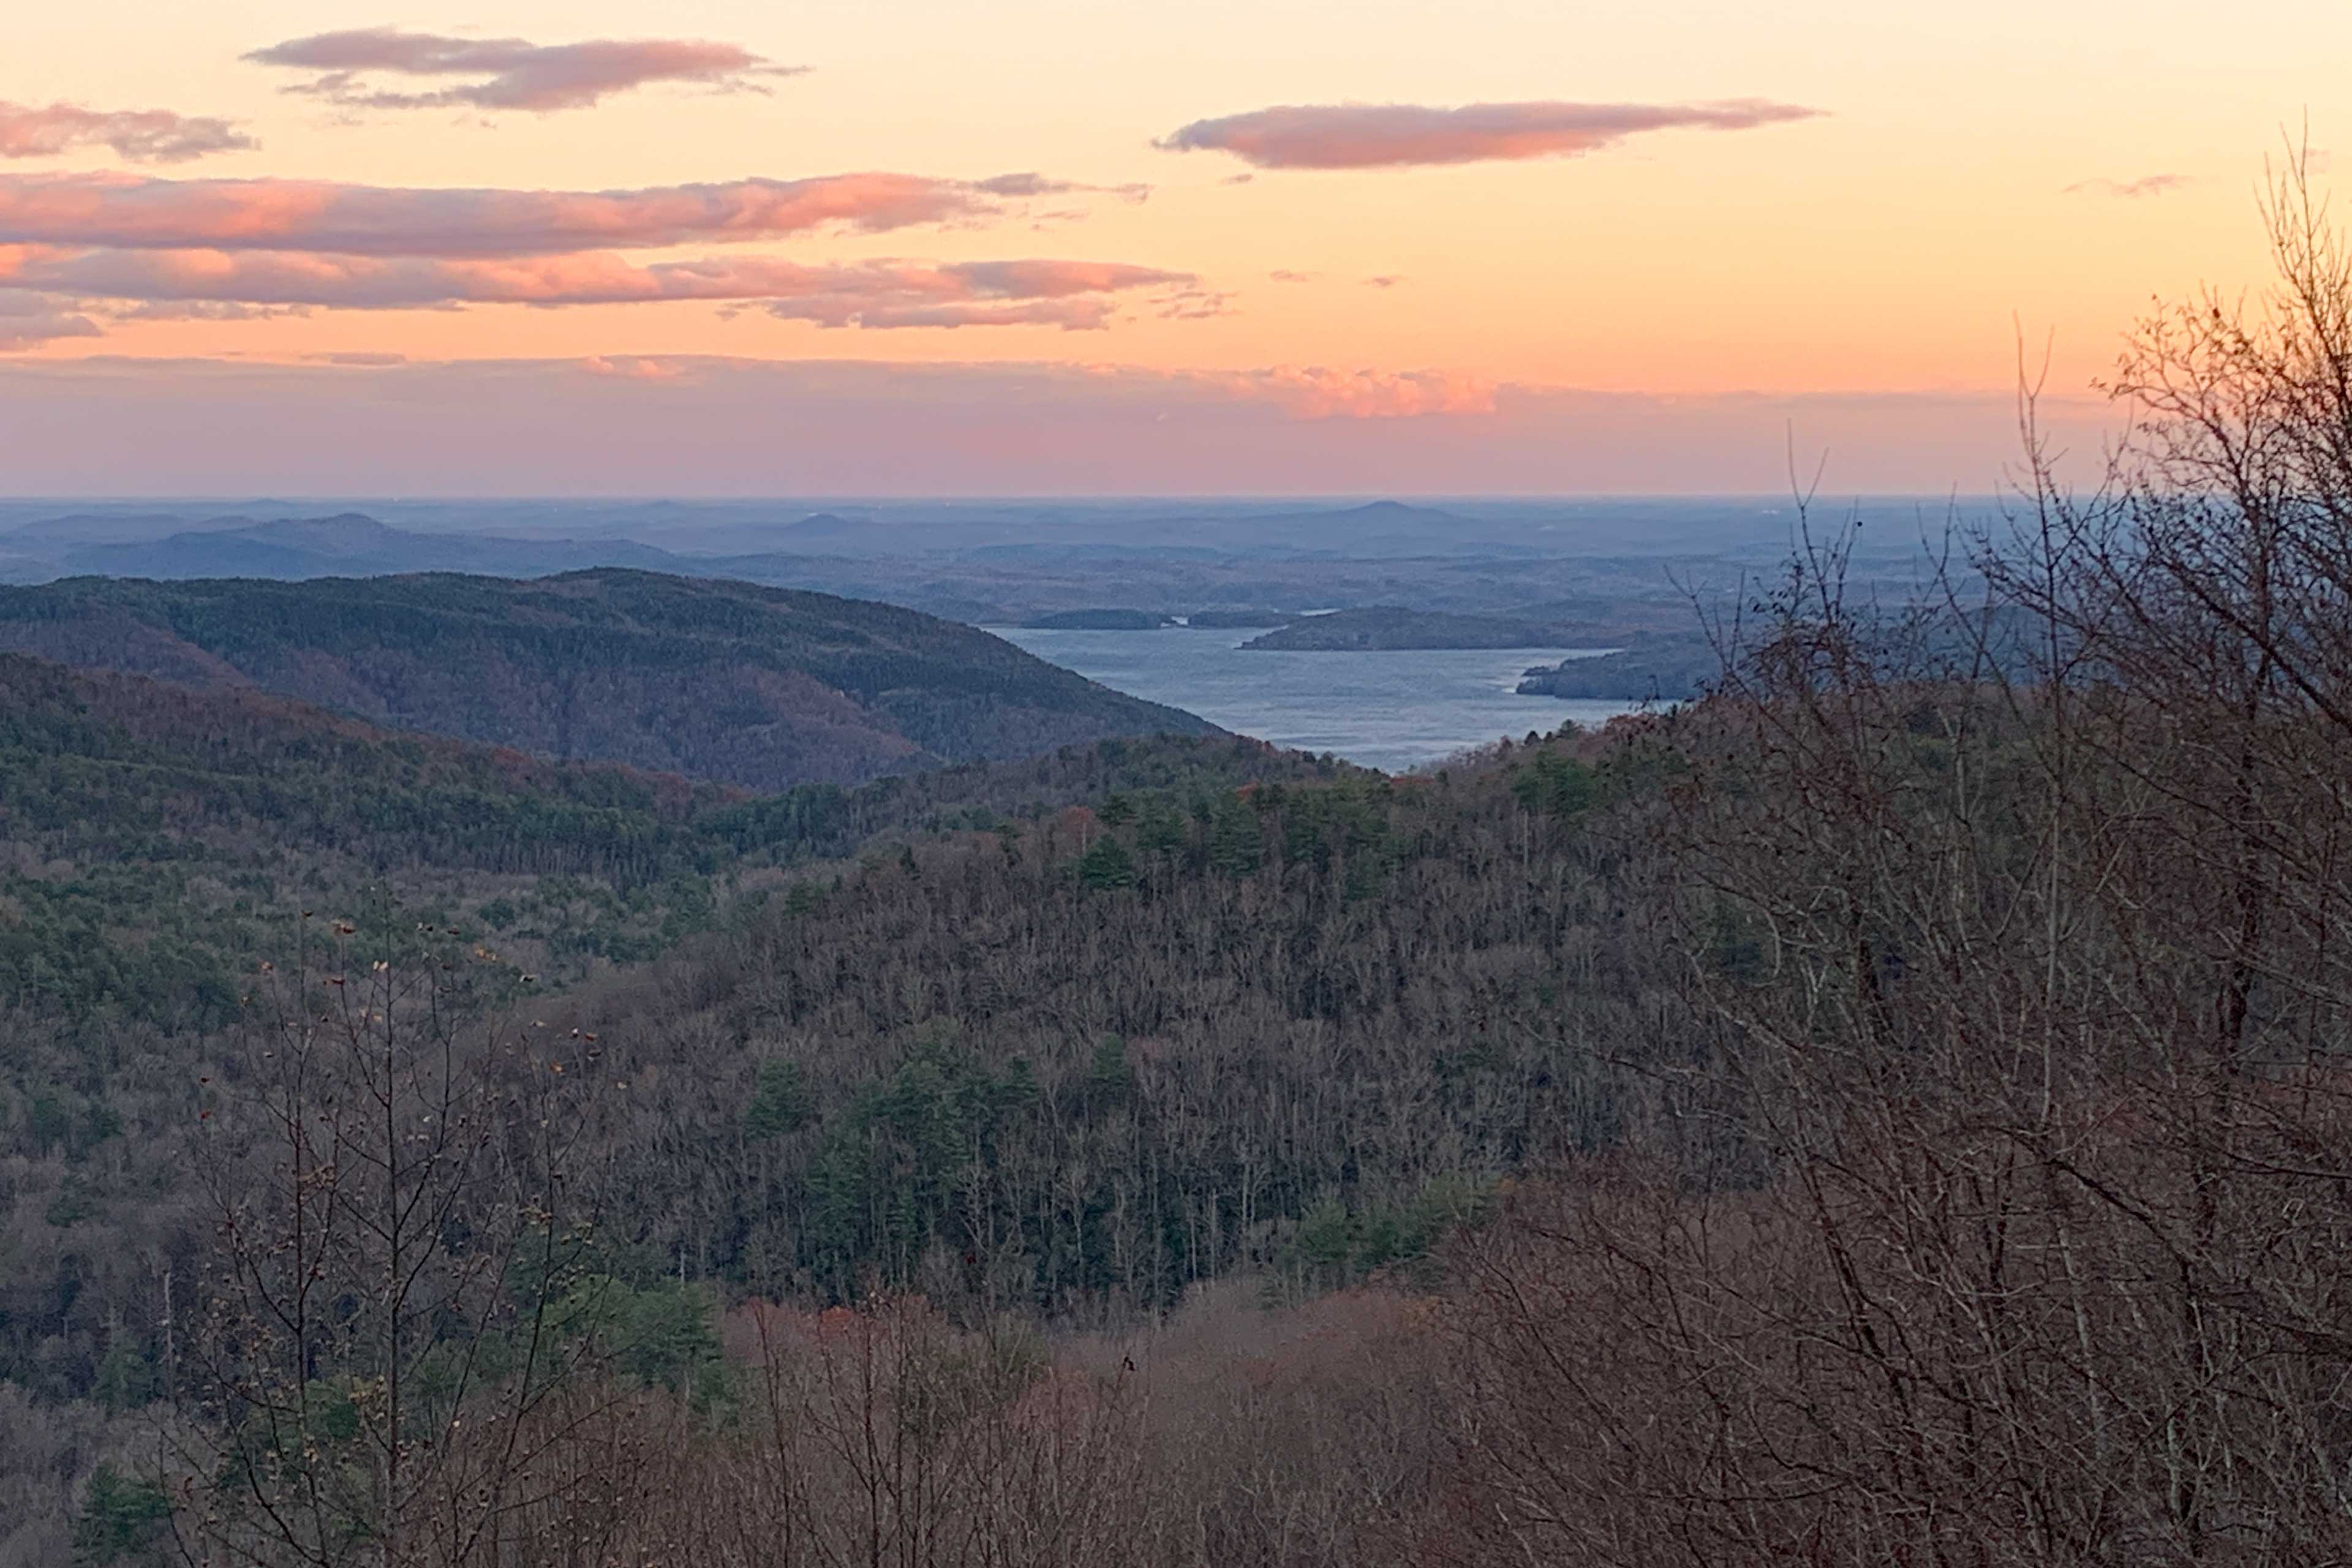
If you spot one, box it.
[175,916,611,1567]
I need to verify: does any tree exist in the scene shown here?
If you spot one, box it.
[744,1057,815,1140]
[74,1463,171,1566]
[178,918,612,1566]
[1077,835,1138,891]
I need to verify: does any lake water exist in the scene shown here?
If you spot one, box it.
[992,627,1643,773]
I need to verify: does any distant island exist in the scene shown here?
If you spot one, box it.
[1019,608,1173,630]
[1017,608,1302,630]
[1517,635,1717,701]
[1242,606,1588,651]
[1182,609,1297,629]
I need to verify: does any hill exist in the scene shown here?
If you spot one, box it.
[0,570,1216,791]
[0,648,1321,1028]
[0,652,735,1028]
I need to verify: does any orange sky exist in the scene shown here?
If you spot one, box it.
[1,0,2344,492]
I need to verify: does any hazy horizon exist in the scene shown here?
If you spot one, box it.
[9,1,2337,491]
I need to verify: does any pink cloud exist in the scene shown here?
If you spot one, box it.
[1157,99,1821,170]
[245,28,801,113]
[0,245,1192,328]
[1211,366,1498,419]
[0,102,254,165]
[0,170,1045,257]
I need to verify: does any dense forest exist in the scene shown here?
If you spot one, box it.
[11,180,2352,1566]
[0,654,1322,1031]
[0,570,1214,791]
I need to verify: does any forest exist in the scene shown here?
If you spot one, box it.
[8,179,2352,1566]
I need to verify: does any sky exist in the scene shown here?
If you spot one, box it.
[1,0,2344,495]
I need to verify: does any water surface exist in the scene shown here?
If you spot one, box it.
[993,627,1642,772]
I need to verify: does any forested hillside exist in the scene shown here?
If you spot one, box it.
[0,646,1608,1374]
[500,734,1662,1311]
[0,638,1628,1559]
[0,570,1215,790]
[0,650,1317,1028]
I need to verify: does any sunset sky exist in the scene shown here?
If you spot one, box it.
[3,0,2344,494]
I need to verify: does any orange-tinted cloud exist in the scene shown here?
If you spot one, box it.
[245,28,800,114]
[0,246,1191,328]
[0,171,1042,257]
[0,102,254,164]
[1158,99,1820,170]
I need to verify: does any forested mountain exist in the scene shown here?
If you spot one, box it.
[0,651,1316,1031]
[0,570,1214,791]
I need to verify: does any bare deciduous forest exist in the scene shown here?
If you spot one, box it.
[10,175,2352,1565]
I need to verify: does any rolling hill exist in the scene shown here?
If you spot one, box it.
[0,570,1216,790]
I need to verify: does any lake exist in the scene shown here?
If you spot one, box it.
[992,627,1644,772]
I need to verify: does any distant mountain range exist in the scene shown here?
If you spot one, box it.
[0,570,1215,791]
[0,497,1877,636]
[47,513,703,581]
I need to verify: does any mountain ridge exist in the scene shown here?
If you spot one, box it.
[0,569,1217,791]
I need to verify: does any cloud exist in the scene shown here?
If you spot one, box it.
[1158,98,1822,170]
[0,245,1193,328]
[0,171,1051,257]
[0,169,1144,257]
[2062,173,2191,198]
[1268,269,1319,284]
[0,288,101,350]
[245,28,801,114]
[1363,275,1404,288]
[581,353,688,380]
[972,172,1151,203]
[1210,366,1498,419]
[0,102,254,164]
[307,350,407,366]
[107,299,309,322]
